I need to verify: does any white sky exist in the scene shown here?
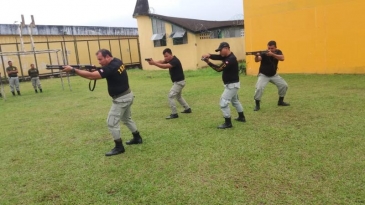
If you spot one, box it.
[0,0,243,27]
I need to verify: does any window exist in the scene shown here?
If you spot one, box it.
[209,30,222,39]
[151,33,166,47]
[151,18,166,47]
[199,28,244,39]
[170,25,187,45]
[221,27,243,38]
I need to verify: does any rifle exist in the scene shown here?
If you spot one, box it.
[245,50,268,55]
[46,65,101,91]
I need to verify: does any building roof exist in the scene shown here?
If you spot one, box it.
[148,14,243,33]
[132,0,243,34]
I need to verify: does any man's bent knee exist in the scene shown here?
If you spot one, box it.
[168,91,178,99]
[220,98,230,108]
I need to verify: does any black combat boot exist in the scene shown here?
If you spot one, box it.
[254,100,260,111]
[35,89,38,93]
[12,91,15,96]
[17,91,21,96]
[181,108,192,113]
[0,93,2,98]
[278,97,290,106]
[105,139,125,156]
[40,89,43,93]
[217,117,233,129]
[235,112,246,122]
[166,113,178,119]
[126,131,143,145]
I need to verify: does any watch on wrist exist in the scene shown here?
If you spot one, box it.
[71,67,76,73]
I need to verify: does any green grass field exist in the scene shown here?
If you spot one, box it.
[0,69,364,204]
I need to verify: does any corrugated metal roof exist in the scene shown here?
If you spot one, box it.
[0,24,138,36]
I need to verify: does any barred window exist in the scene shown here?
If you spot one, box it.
[221,28,243,38]
[199,28,244,39]
[151,18,166,47]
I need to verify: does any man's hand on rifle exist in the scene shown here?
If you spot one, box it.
[266,50,274,56]
[62,65,73,72]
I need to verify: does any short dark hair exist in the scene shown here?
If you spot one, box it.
[268,41,277,47]
[162,48,172,55]
[96,49,113,57]
[8,61,12,63]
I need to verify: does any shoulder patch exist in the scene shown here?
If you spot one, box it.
[225,61,229,64]
[100,69,104,73]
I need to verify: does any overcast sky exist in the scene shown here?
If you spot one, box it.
[0,0,243,27]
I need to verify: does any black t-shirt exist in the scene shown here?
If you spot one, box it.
[98,58,129,97]
[209,53,239,84]
[166,56,185,82]
[221,53,239,84]
[259,49,283,77]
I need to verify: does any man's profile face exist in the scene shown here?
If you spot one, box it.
[219,47,229,57]
[267,45,277,52]
[97,52,109,66]
[163,52,173,62]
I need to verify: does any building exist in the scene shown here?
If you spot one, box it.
[244,0,365,75]
[0,23,140,78]
[133,0,245,70]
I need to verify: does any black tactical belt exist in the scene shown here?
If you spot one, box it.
[112,88,131,99]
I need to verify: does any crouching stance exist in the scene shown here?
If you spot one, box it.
[202,42,246,129]
[62,49,143,156]
[254,40,290,111]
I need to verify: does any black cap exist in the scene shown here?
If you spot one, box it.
[215,42,230,52]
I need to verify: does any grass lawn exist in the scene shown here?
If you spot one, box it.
[0,68,364,204]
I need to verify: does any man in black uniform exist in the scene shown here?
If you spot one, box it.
[202,42,246,129]
[147,48,192,119]
[28,63,43,93]
[62,49,143,157]
[253,40,289,111]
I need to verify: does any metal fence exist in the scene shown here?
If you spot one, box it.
[0,35,142,81]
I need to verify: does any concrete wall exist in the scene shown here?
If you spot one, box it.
[244,0,365,75]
